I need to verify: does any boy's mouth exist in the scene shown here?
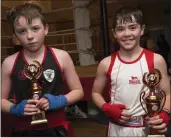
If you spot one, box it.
[28,42,37,45]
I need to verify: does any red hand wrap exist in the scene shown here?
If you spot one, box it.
[102,103,126,121]
[159,110,170,127]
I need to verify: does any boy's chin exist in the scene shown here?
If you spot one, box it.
[121,46,135,51]
[26,47,41,53]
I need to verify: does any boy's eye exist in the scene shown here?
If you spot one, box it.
[115,28,124,32]
[32,27,40,31]
[129,25,137,30]
[130,27,136,30]
[16,29,26,35]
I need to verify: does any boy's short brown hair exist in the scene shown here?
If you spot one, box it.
[7,2,47,32]
[112,6,144,29]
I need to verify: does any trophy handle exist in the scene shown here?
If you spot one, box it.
[140,91,148,114]
[143,72,149,87]
[33,61,43,79]
[154,69,162,87]
[24,64,32,80]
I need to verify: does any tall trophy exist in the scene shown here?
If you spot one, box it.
[24,61,48,125]
[140,69,166,136]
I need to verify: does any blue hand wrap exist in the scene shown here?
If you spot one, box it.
[10,100,27,116]
[44,94,68,110]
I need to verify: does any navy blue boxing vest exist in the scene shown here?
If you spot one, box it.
[10,46,64,104]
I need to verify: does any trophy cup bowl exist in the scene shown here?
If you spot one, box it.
[24,61,48,125]
[140,69,166,136]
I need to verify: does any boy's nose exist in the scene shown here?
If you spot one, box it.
[124,29,131,36]
[27,31,34,40]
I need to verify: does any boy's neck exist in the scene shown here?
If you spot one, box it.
[119,45,143,62]
[23,45,45,64]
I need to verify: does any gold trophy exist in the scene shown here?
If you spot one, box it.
[140,69,166,137]
[24,61,48,125]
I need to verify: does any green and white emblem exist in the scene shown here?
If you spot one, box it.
[43,69,55,82]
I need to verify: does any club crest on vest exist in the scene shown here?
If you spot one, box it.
[43,69,55,82]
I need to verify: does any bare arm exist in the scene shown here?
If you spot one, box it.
[92,57,110,109]
[1,57,14,113]
[154,54,170,111]
[57,50,84,105]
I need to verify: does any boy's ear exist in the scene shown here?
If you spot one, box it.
[140,25,145,36]
[12,34,21,45]
[13,33,19,40]
[112,29,116,38]
[13,34,16,38]
[44,24,49,35]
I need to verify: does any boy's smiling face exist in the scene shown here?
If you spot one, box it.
[113,15,145,51]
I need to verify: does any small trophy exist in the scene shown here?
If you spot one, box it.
[140,69,166,137]
[24,61,48,125]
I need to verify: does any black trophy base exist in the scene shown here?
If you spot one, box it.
[31,111,48,125]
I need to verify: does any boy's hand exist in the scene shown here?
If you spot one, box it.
[24,99,40,115]
[102,103,131,122]
[119,109,132,123]
[36,97,49,111]
[145,111,170,134]
[10,99,40,116]
[42,94,68,110]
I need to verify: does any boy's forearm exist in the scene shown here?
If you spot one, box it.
[1,99,14,113]
[92,92,106,109]
[163,94,170,112]
[65,88,84,105]
[162,79,171,112]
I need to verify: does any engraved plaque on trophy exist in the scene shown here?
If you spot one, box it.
[24,61,48,125]
[140,69,166,136]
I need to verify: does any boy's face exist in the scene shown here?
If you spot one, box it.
[113,16,144,51]
[14,16,48,53]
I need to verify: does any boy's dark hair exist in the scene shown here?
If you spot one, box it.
[7,2,47,32]
[112,6,144,29]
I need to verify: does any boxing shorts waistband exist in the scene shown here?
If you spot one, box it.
[14,109,66,131]
[110,116,145,128]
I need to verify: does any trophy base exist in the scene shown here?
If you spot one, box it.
[31,111,48,125]
[31,119,48,125]
[143,126,165,137]
[148,135,165,137]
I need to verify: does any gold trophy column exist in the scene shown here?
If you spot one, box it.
[24,61,48,125]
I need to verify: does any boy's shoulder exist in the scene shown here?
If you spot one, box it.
[100,52,118,65]
[49,47,72,67]
[98,54,113,70]
[154,52,166,65]
[3,52,20,64]
[100,55,111,64]
[2,52,20,73]
[50,47,69,57]
[142,49,164,63]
